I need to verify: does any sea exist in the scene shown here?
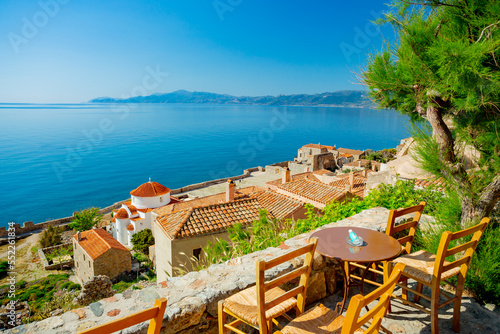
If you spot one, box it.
[0,103,410,226]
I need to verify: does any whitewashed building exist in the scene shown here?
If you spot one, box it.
[111,180,180,247]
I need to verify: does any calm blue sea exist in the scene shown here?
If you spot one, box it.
[0,103,410,226]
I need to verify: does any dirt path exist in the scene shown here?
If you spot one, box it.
[0,232,70,286]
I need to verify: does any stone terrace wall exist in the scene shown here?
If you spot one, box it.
[38,243,74,270]
[8,207,412,334]
[0,203,124,238]
[170,167,262,195]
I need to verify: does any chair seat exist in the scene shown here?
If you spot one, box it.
[393,250,461,284]
[280,304,364,334]
[223,286,297,326]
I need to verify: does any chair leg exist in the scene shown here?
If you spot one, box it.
[218,300,227,334]
[401,280,408,301]
[453,275,466,333]
[414,282,423,303]
[267,319,273,333]
[383,262,393,313]
[430,281,440,334]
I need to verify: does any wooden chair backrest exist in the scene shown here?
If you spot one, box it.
[433,217,489,282]
[78,297,167,334]
[342,263,405,334]
[256,238,318,333]
[386,202,426,254]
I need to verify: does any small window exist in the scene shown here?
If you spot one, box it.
[89,261,91,267]
[193,248,202,260]
[83,254,85,261]
[160,196,163,202]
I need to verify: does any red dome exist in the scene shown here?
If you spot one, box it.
[115,208,129,219]
[126,223,135,231]
[130,181,170,197]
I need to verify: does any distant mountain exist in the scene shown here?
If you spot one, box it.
[89,90,373,107]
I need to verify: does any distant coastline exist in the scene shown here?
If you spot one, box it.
[89,89,374,108]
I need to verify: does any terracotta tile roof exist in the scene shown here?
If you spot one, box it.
[74,229,129,260]
[153,186,264,216]
[415,177,446,192]
[126,223,135,231]
[337,148,365,156]
[330,176,367,198]
[276,179,346,204]
[251,190,303,218]
[115,208,129,219]
[126,204,138,215]
[339,153,353,158]
[156,198,268,240]
[303,143,336,150]
[130,181,170,197]
[266,172,313,187]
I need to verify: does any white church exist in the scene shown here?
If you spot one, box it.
[111,179,179,247]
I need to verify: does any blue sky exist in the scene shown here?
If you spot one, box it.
[0,0,393,103]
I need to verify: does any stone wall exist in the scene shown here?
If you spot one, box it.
[8,207,403,334]
[1,167,266,239]
[169,167,262,195]
[93,248,132,281]
[38,243,74,270]
[0,203,124,238]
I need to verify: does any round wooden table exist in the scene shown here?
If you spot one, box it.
[308,226,401,313]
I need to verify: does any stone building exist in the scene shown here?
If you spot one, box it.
[111,180,181,247]
[153,180,306,280]
[292,143,337,172]
[73,229,131,283]
[337,147,365,161]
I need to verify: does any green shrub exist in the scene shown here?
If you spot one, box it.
[131,229,154,255]
[39,225,62,248]
[0,261,8,279]
[69,207,103,232]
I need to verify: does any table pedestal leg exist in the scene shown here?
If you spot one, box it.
[335,260,375,314]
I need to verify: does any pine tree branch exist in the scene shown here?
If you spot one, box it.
[475,20,500,44]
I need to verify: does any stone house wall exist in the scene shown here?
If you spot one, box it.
[73,238,95,283]
[93,248,131,280]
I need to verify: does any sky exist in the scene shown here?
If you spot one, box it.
[0,0,394,103]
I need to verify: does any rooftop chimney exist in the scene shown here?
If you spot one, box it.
[226,179,235,202]
[304,166,309,173]
[349,172,354,192]
[282,167,291,184]
[77,231,81,241]
[363,169,367,178]
[358,160,362,167]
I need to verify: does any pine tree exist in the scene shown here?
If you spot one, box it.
[363,0,500,226]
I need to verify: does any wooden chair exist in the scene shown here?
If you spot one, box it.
[390,217,490,334]
[275,263,406,334]
[218,238,318,334]
[78,297,167,334]
[350,202,426,296]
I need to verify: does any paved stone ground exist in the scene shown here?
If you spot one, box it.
[317,282,500,334]
[177,170,287,198]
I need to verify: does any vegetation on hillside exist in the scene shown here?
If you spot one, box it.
[39,225,63,248]
[69,207,103,232]
[0,274,81,321]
